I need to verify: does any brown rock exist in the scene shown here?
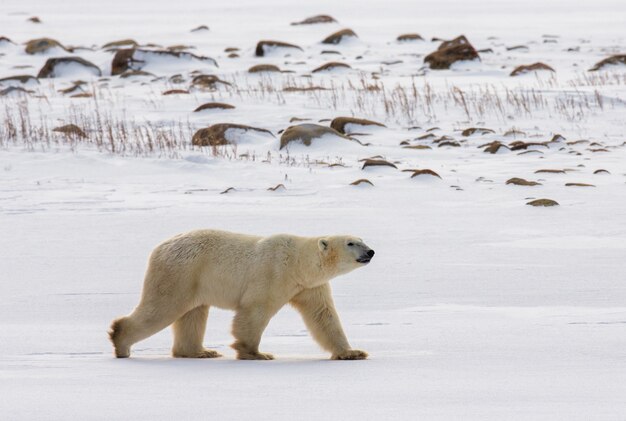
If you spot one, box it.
[331,117,386,134]
[526,198,559,207]
[102,39,138,50]
[410,169,441,179]
[0,75,39,84]
[397,33,424,42]
[589,55,626,71]
[37,57,102,78]
[111,48,217,76]
[192,124,274,147]
[312,62,351,72]
[255,41,303,57]
[535,169,566,174]
[510,62,555,76]
[28,16,41,23]
[483,141,510,154]
[424,35,479,69]
[194,103,235,112]
[362,159,397,170]
[594,169,610,175]
[403,145,432,150]
[248,64,281,73]
[322,29,358,45]
[350,179,374,186]
[25,38,68,54]
[162,89,189,95]
[565,183,595,187]
[267,184,286,191]
[462,127,494,136]
[280,124,350,149]
[291,15,337,25]
[191,74,231,89]
[191,25,209,32]
[506,178,541,186]
[52,124,87,138]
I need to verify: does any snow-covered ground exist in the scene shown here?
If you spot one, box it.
[1,1,625,420]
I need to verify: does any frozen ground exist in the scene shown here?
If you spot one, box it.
[1,0,626,420]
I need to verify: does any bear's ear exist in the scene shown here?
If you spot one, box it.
[318,238,329,252]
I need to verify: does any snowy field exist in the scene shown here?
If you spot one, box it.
[1,0,626,419]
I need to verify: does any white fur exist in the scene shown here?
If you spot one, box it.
[109,229,373,360]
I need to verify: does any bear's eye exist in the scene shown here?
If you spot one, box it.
[347,242,354,246]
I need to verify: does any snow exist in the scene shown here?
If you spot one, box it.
[1,0,626,420]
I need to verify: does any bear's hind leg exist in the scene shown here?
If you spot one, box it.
[231,306,276,360]
[109,303,189,358]
[172,305,222,358]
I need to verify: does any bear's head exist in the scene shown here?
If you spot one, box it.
[318,236,375,276]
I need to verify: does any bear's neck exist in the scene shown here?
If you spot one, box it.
[295,238,338,288]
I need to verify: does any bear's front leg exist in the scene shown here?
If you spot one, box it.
[290,283,368,360]
[231,305,276,360]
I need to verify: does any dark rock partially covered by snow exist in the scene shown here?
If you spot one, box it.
[37,57,102,78]
[424,35,479,70]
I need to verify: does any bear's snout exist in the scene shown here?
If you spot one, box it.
[356,249,375,264]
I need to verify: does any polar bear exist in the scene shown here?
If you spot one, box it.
[109,229,374,360]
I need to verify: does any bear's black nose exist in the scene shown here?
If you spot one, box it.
[367,250,375,257]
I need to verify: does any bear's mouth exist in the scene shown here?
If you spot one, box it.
[356,257,371,264]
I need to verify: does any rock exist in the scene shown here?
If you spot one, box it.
[361,159,397,170]
[506,178,541,186]
[248,64,281,73]
[37,57,102,78]
[506,45,528,51]
[482,141,510,154]
[0,36,15,45]
[535,169,566,174]
[267,184,286,191]
[510,62,555,76]
[191,25,209,32]
[111,48,217,76]
[191,74,231,89]
[330,117,386,134]
[410,169,441,179]
[28,16,41,23]
[589,55,626,71]
[102,39,138,50]
[509,141,549,151]
[119,70,154,78]
[291,15,337,25]
[403,145,432,150]
[194,102,235,112]
[438,141,461,148]
[25,38,68,54]
[255,40,303,57]
[162,89,189,95]
[0,86,33,96]
[350,179,374,186]
[52,124,87,138]
[397,33,424,42]
[527,198,559,207]
[322,29,358,45]
[279,124,350,149]
[192,124,274,147]
[462,127,494,136]
[312,62,351,72]
[503,129,526,137]
[594,169,610,175]
[424,35,479,70]
[0,75,39,84]
[565,183,595,187]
